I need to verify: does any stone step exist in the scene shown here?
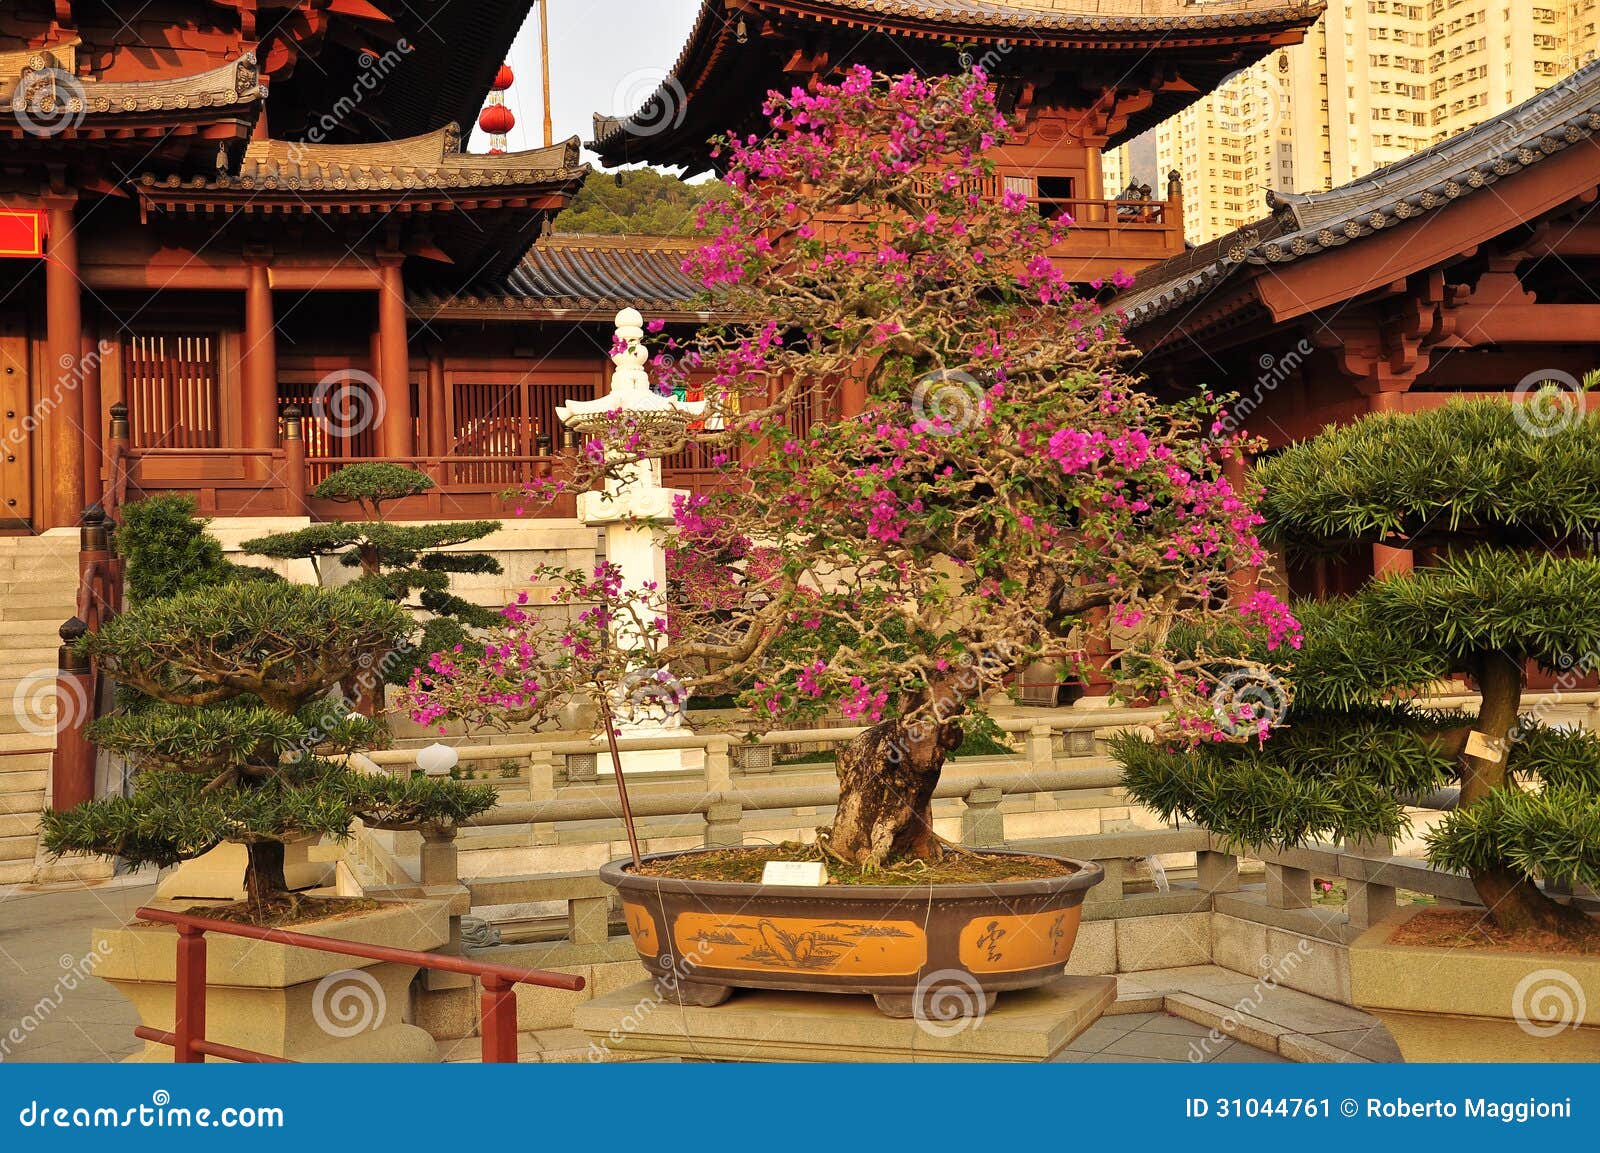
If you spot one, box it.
[0,732,55,756]
[0,788,44,814]
[0,858,36,885]
[0,647,63,666]
[0,709,57,735]
[0,811,39,838]
[0,833,38,862]
[0,751,51,775]
[0,618,74,637]
[0,600,78,621]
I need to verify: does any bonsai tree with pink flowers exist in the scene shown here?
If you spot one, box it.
[403,68,1299,871]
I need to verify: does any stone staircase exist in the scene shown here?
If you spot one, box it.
[0,534,80,885]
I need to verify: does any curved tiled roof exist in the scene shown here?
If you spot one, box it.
[1119,59,1600,331]
[592,0,1324,165]
[136,129,584,196]
[0,51,263,125]
[414,234,710,321]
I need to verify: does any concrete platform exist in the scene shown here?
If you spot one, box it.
[574,974,1117,1062]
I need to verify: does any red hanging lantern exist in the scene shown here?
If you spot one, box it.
[478,103,516,136]
[492,63,515,91]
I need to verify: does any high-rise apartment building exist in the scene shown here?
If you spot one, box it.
[1114,1,1600,244]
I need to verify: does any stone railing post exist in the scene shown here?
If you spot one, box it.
[568,894,611,947]
[960,786,1004,847]
[527,748,557,799]
[704,800,743,848]
[419,824,471,990]
[1027,724,1054,772]
[1265,862,1315,910]
[1087,857,1124,906]
[1344,835,1398,930]
[705,736,733,791]
[419,823,459,888]
[1195,849,1240,896]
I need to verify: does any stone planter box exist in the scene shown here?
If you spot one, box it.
[95,899,450,1063]
[603,847,1102,1018]
[1349,904,1600,1062]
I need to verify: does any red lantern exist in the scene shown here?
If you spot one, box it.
[478,103,516,135]
[492,63,515,91]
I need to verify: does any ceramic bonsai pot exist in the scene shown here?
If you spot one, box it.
[601,847,1102,1017]
[1349,904,1600,1062]
[94,898,449,1062]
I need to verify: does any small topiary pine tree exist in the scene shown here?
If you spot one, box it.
[240,464,504,705]
[118,494,279,605]
[1116,396,1600,938]
[39,581,495,913]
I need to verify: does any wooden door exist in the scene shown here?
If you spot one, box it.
[0,314,31,526]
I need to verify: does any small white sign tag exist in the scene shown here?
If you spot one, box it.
[761,860,829,887]
[1465,730,1507,763]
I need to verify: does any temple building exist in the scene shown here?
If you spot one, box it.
[1118,58,1600,594]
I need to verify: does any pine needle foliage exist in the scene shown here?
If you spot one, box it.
[1119,397,1600,931]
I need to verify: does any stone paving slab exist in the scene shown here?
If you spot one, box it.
[1106,964,1401,1063]
[0,875,153,1063]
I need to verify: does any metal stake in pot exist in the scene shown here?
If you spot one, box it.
[597,695,643,869]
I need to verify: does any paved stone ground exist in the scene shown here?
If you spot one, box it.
[0,875,151,1063]
[2,880,1381,1065]
[1053,1011,1287,1063]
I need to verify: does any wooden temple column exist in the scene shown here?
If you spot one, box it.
[80,309,104,509]
[242,249,280,478]
[1223,449,1260,601]
[45,197,85,529]
[376,254,414,458]
[1366,389,1415,579]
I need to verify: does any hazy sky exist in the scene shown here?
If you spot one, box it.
[468,1,706,165]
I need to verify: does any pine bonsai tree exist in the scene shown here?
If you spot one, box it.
[1117,397,1600,938]
[40,581,495,913]
[241,464,504,702]
[118,494,279,605]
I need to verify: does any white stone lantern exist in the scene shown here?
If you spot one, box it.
[556,309,706,774]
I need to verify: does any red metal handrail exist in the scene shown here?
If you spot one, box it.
[134,906,585,1064]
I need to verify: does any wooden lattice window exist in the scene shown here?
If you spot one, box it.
[123,331,221,449]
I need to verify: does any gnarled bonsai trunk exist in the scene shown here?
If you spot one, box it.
[1467,653,1592,936]
[244,840,289,908]
[828,714,963,868]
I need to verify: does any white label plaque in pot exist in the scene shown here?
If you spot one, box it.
[761,860,829,886]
